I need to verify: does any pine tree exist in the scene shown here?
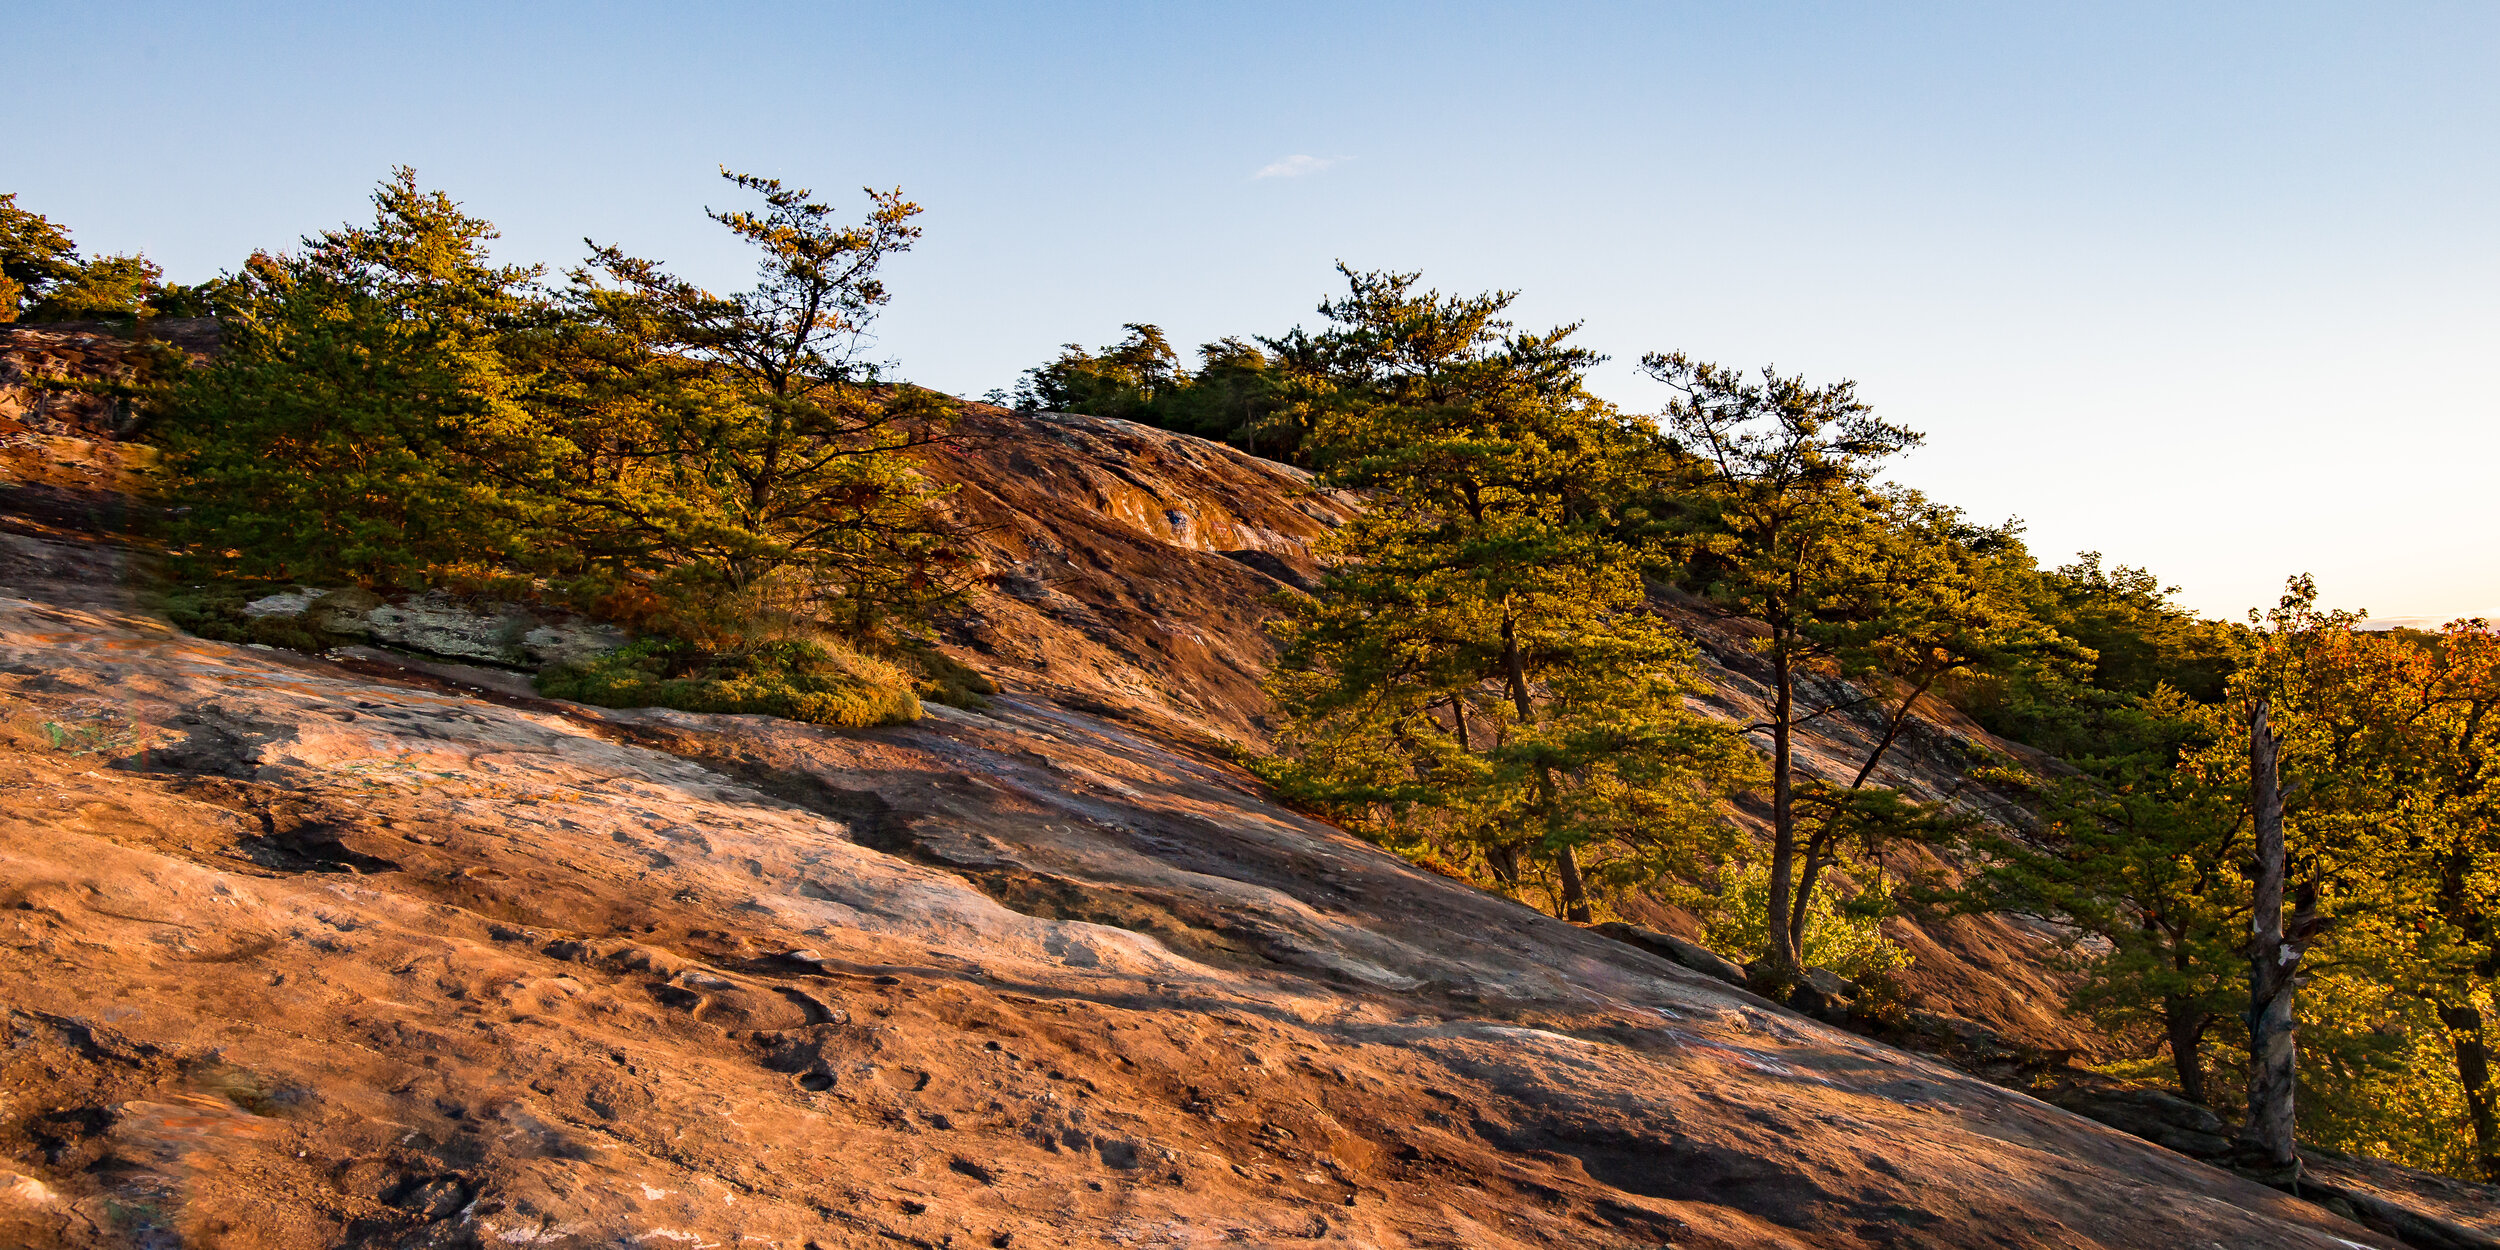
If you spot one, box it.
[158,169,556,585]
[1261,268,1756,919]
[1770,492,2072,960]
[547,169,967,642]
[0,192,81,322]
[1971,689,2249,1105]
[1010,323,1181,420]
[1639,352,1929,981]
[0,191,223,322]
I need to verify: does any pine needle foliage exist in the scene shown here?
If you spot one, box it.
[157,169,558,586]
[2,189,225,322]
[543,170,970,644]
[150,169,969,728]
[1257,266,1759,921]
[1010,324,1299,461]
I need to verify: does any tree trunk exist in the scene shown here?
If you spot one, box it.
[2439,998,2500,1183]
[2164,996,2210,1106]
[1554,843,1592,924]
[1763,644,1803,980]
[2432,845,2499,1181]
[1486,842,1522,886]
[2241,697,2301,1184]
[1788,833,1836,956]
[1500,615,1533,722]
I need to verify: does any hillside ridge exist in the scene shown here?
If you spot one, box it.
[0,325,2466,1248]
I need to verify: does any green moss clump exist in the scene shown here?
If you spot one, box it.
[898,641,998,710]
[536,637,921,729]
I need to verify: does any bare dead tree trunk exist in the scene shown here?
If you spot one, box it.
[2241,697,2301,1186]
[2439,999,2500,1183]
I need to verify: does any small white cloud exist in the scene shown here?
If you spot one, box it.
[1254,154,1344,180]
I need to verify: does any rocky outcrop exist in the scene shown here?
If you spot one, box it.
[238,587,628,669]
[0,319,216,441]
[0,334,2469,1248]
[916,404,1355,746]
[1592,921,1752,989]
[920,407,2099,1057]
[2039,1084,2500,1249]
[0,516,2411,1249]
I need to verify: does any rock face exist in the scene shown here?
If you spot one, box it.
[2039,1085,2500,1249]
[237,587,630,670]
[0,387,2423,1249]
[0,535,2410,1250]
[919,404,1356,746]
[922,404,2100,1058]
[0,319,218,440]
[1592,921,1750,989]
[5,331,2473,1246]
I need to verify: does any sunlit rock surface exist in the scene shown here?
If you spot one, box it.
[1,331,2455,1246]
[0,431,2403,1250]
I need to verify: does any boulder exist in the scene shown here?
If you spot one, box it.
[240,589,318,618]
[305,587,384,636]
[2053,1087,2236,1160]
[352,590,625,669]
[1591,921,1750,988]
[1789,966,1861,1024]
[223,586,619,670]
[361,591,538,665]
[519,619,627,667]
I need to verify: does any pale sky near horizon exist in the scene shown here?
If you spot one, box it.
[9,3,2496,624]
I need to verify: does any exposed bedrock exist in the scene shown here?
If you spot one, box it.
[0,345,2461,1245]
[0,520,2407,1249]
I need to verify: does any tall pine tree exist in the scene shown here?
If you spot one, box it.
[1261,268,1755,919]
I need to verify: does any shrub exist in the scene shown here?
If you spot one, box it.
[1705,857,1914,983]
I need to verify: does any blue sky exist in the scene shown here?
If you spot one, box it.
[11,2,2497,622]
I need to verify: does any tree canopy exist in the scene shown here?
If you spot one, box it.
[148,169,967,727]
[1,190,219,322]
[1256,268,1757,919]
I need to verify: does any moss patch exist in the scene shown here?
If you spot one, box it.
[898,641,998,710]
[537,637,921,729]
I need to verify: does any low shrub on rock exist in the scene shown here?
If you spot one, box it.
[537,636,921,728]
